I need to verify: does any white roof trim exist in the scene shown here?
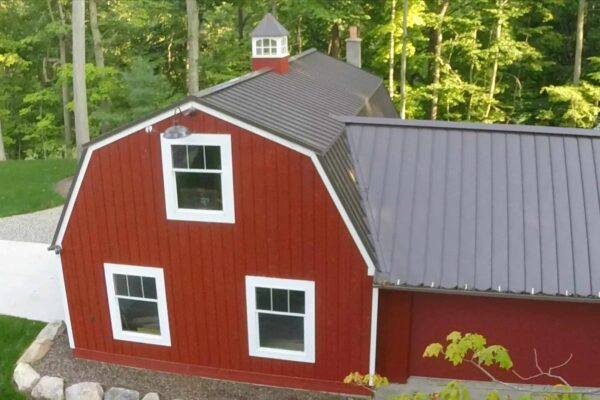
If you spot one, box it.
[53,99,376,276]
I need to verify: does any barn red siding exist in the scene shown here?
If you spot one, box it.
[375,290,412,383]
[377,290,600,387]
[60,111,373,394]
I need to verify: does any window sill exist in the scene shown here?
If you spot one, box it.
[112,330,172,347]
[166,207,235,223]
[250,346,315,363]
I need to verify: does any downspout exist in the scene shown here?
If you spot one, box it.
[369,286,380,384]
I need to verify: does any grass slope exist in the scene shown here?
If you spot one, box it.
[0,159,77,217]
[0,316,44,399]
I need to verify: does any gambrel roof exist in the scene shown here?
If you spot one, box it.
[51,49,397,277]
[52,46,600,301]
[341,117,600,299]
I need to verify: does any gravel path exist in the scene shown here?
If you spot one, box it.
[0,176,71,244]
[0,206,62,243]
[34,333,364,400]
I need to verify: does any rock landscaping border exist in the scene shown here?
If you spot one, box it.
[13,321,160,400]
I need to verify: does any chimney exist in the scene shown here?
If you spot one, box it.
[345,26,362,68]
[250,13,290,74]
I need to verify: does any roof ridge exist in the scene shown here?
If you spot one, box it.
[194,68,271,98]
[335,116,599,138]
[288,48,317,62]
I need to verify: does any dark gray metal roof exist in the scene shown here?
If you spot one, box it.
[250,13,289,37]
[197,49,388,153]
[342,116,600,299]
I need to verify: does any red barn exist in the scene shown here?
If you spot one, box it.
[51,13,600,395]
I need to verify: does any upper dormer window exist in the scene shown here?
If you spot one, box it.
[252,37,288,58]
[160,133,235,223]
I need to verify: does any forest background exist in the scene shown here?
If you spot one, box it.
[0,0,598,160]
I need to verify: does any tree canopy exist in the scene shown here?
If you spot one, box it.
[0,0,598,159]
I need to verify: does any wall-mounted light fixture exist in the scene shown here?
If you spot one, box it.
[162,107,190,139]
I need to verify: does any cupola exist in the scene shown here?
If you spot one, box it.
[250,13,289,74]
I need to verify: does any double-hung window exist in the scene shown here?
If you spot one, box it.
[104,263,171,346]
[245,276,315,363]
[161,134,234,223]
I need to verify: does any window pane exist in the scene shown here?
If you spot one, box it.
[188,145,205,169]
[127,275,143,298]
[289,290,305,314]
[171,145,187,168]
[175,172,223,210]
[114,274,128,296]
[256,287,271,310]
[204,146,221,169]
[272,289,288,312]
[258,313,304,351]
[256,47,263,56]
[118,298,160,335]
[142,277,157,300]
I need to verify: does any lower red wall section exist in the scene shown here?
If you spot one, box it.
[376,290,412,383]
[378,290,600,387]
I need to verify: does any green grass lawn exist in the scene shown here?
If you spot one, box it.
[0,159,77,217]
[0,316,45,399]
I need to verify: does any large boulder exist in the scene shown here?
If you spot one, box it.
[65,382,103,400]
[141,394,159,400]
[13,362,40,392]
[31,376,64,400]
[18,339,52,364]
[104,387,139,400]
[36,321,64,342]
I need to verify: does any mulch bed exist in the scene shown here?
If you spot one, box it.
[33,332,364,400]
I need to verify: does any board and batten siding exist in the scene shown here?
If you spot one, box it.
[377,290,600,387]
[59,111,373,394]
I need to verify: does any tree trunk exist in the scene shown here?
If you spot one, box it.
[399,0,408,119]
[0,120,6,161]
[271,0,277,18]
[57,0,71,144]
[328,22,340,59]
[428,0,450,120]
[186,0,200,94]
[47,0,72,144]
[297,16,303,53]
[485,5,503,119]
[389,0,396,99]
[573,0,586,85]
[73,0,90,157]
[237,3,245,41]
[89,0,104,68]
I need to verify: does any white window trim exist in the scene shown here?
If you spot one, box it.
[252,37,289,58]
[104,263,171,347]
[160,133,235,223]
[245,276,315,363]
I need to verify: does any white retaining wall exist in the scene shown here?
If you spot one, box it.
[0,240,64,322]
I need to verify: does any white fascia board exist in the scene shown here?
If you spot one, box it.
[54,100,376,278]
[311,154,376,276]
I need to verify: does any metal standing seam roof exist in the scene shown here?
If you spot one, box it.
[250,13,289,37]
[198,49,388,153]
[341,116,600,299]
